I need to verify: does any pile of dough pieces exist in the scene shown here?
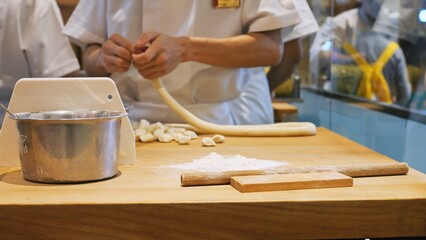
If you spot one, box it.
[133,119,225,147]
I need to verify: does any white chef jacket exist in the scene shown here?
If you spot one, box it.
[281,0,319,43]
[0,0,80,124]
[64,0,301,125]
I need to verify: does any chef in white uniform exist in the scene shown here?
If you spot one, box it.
[64,0,302,125]
[0,0,80,125]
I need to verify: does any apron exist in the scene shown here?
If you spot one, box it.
[342,41,399,103]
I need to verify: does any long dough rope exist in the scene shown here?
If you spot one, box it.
[151,78,316,137]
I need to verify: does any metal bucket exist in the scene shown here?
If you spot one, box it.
[10,110,127,183]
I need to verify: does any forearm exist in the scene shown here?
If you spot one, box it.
[267,39,302,92]
[83,44,110,77]
[183,30,283,68]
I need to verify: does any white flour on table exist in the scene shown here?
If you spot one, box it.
[167,152,287,172]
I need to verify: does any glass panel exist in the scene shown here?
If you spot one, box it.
[308,0,426,115]
[302,0,426,172]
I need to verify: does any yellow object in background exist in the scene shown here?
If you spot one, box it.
[264,66,271,73]
[407,65,422,91]
[342,42,398,104]
[275,78,294,95]
[264,66,294,97]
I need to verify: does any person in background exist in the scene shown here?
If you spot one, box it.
[0,0,80,126]
[267,0,319,94]
[309,0,412,106]
[64,0,302,125]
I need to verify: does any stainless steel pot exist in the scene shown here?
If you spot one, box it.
[10,110,127,183]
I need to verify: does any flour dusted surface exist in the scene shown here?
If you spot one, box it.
[168,152,287,172]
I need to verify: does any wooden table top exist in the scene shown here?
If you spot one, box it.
[1,128,425,240]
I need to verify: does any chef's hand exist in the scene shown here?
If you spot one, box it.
[101,34,134,73]
[132,32,187,79]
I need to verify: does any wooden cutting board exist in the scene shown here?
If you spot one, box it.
[231,172,353,193]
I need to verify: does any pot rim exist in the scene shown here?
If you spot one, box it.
[10,110,128,121]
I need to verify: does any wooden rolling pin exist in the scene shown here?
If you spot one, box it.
[180,162,409,186]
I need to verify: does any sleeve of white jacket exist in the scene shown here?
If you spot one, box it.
[62,0,108,48]
[244,0,301,33]
[282,0,319,42]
